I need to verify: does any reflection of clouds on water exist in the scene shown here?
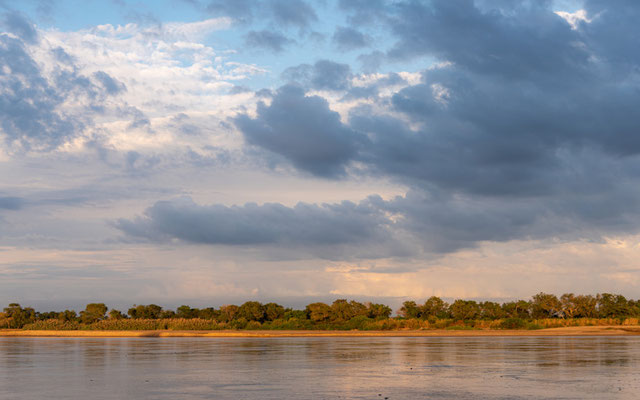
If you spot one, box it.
[4,337,637,399]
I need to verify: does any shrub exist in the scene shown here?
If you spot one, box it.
[445,325,475,330]
[500,318,527,330]
[23,320,80,330]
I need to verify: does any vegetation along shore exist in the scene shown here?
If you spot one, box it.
[2,293,639,333]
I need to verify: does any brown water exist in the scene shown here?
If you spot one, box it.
[1,336,638,399]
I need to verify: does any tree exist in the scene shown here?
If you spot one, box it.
[530,293,561,319]
[479,301,505,320]
[128,304,163,319]
[218,305,239,322]
[263,303,285,321]
[197,307,219,320]
[398,301,421,319]
[367,303,392,319]
[108,309,126,320]
[306,302,332,322]
[502,300,531,319]
[238,301,265,322]
[573,295,598,318]
[329,299,367,322]
[58,310,78,322]
[80,303,108,323]
[421,297,449,319]
[3,303,36,328]
[176,305,198,319]
[449,300,480,321]
[597,293,632,318]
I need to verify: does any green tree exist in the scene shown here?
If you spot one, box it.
[560,293,578,318]
[238,301,265,322]
[306,302,332,322]
[108,309,126,320]
[367,303,392,319]
[37,311,59,320]
[329,299,367,322]
[128,304,163,319]
[263,303,285,321]
[58,310,78,322]
[449,300,480,321]
[479,301,505,320]
[573,295,598,318]
[176,305,198,319]
[597,293,632,318]
[398,301,421,319]
[3,303,36,328]
[421,297,449,319]
[80,303,108,323]
[502,300,531,319]
[530,293,561,319]
[218,304,239,322]
[197,307,219,320]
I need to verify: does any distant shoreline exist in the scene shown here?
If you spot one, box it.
[2,326,640,338]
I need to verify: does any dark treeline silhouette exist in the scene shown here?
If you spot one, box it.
[2,293,639,331]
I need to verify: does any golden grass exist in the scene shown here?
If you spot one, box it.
[1,325,639,338]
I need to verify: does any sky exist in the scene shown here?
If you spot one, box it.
[1,0,640,311]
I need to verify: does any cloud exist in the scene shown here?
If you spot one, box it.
[0,33,77,150]
[282,59,352,91]
[235,0,640,254]
[205,0,317,29]
[2,11,38,44]
[332,26,370,51]
[267,0,317,29]
[114,195,406,260]
[205,0,256,23]
[234,85,365,177]
[0,196,24,210]
[244,29,293,53]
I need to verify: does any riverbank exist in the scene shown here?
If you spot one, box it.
[2,325,640,337]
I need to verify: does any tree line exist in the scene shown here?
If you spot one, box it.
[1,293,639,330]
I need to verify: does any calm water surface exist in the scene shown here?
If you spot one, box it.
[1,336,638,399]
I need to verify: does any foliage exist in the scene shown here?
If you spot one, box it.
[3,292,640,332]
[500,318,527,329]
[80,303,107,324]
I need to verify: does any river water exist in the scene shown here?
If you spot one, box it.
[1,336,638,399]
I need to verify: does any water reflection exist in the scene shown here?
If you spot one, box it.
[1,336,638,399]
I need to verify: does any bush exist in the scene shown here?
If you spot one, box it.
[23,320,80,330]
[500,318,527,329]
[445,325,475,330]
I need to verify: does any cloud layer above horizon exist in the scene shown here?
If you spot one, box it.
[2,0,640,309]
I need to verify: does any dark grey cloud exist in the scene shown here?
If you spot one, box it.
[230,1,640,254]
[234,85,364,177]
[0,33,76,149]
[93,71,126,95]
[267,0,317,29]
[2,11,38,43]
[244,29,293,53]
[282,59,352,91]
[0,14,125,150]
[205,0,317,29]
[0,196,24,210]
[332,26,370,51]
[338,0,387,26]
[387,1,586,81]
[115,196,400,258]
[357,50,385,73]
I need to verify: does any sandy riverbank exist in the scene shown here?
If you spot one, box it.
[1,326,640,337]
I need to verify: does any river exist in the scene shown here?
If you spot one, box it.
[1,336,638,399]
